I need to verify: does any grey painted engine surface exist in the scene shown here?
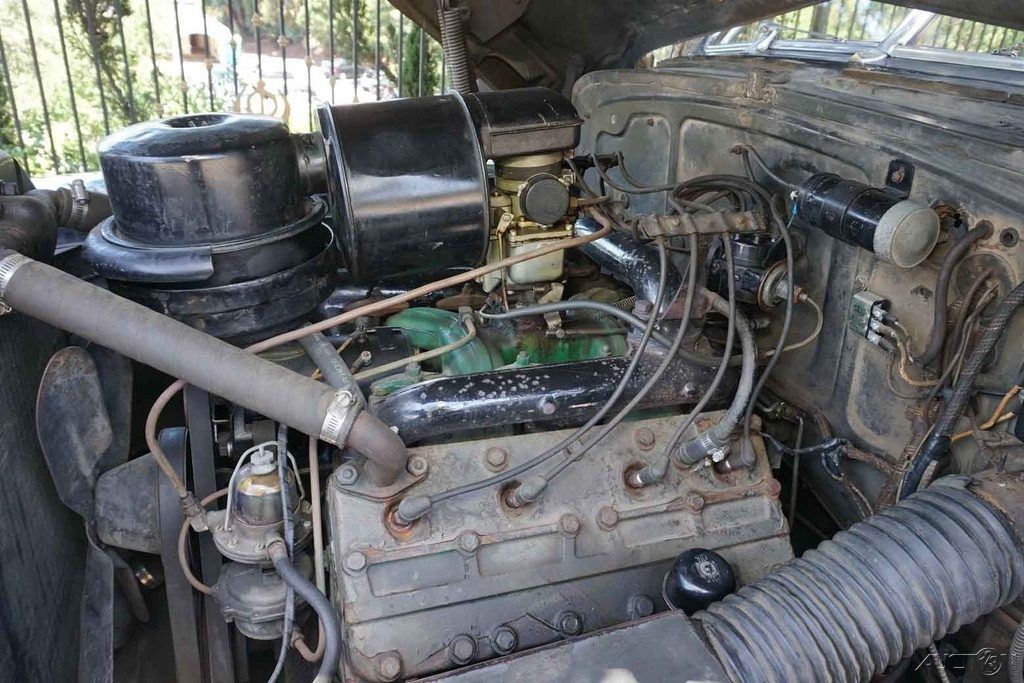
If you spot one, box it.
[327,411,792,680]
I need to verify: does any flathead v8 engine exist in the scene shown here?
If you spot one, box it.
[2,47,1024,683]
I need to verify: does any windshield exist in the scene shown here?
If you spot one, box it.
[643,0,1024,72]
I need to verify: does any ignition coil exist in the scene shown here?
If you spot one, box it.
[795,160,939,268]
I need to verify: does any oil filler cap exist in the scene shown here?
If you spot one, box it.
[663,548,736,614]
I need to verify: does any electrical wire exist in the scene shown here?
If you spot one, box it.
[731,143,797,191]
[268,424,294,683]
[742,205,795,458]
[767,295,822,356]
[633,234,739,486]
[144,209,615,520]
[408,235,671,511]
[535,232,700,490]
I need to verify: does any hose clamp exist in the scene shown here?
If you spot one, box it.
[67,179,89,230]
[0,252,30,315]
[319,389,363,446]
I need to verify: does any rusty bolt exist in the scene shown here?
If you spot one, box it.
[484,447,509,471]
[634,427,656,451]
[457,530,480,554]
[378,653,402,681]
[407,455,429,477]
[768,478,782,497]
[688,494,706,513]
[560,513,581,536]
[597,506,619,530]
[344,550,367,573]
[890,165,906,184]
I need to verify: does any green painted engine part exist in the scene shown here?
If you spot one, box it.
[385,306,628,378]
[384,307,500,375]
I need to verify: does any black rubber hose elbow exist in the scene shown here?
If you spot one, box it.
[916,224,990,366]
[695,475,1024,682]
[269,541,342,683]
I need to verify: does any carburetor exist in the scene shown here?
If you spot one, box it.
[481,152,575,292]
[318,87,581,294]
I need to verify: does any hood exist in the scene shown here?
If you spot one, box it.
[390,0,1024,91]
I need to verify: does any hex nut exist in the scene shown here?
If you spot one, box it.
[597,506,619,530]
[344,550,367,573]
[688,494,706,512]
[448,634,477,664]
[493,626,518,655]
[560,513,581,536]
[407,455,429,477]
[557,611,583,636]
[634,427,656,451]
[377,653,403,681]
[484,447,509,471]
[628,594,655,619]
[457,530,480,554]
[337,464,359,485]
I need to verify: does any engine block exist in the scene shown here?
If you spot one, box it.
[327,412,793,681]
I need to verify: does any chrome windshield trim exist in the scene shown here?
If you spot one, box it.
[694,9,1023,75]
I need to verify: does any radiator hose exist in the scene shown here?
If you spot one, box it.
[693,472,1024,682]
[0,250,408,486]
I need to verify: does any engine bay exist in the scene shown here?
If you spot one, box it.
[2,48,1024,683]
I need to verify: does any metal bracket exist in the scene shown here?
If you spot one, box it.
[883,159,915,198]
[637,211,766,238]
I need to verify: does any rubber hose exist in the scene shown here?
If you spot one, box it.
[270,546,342,683]
[917,225,989,366]
[695,477,1024,682]
[0,250,338,442]
[437,2,476,94]
[1010,619,1024,683]
[299,331,363,396]
[902,280,1024,496]
[298,331,407,485]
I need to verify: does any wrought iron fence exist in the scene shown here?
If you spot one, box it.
[0,0,446,177]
